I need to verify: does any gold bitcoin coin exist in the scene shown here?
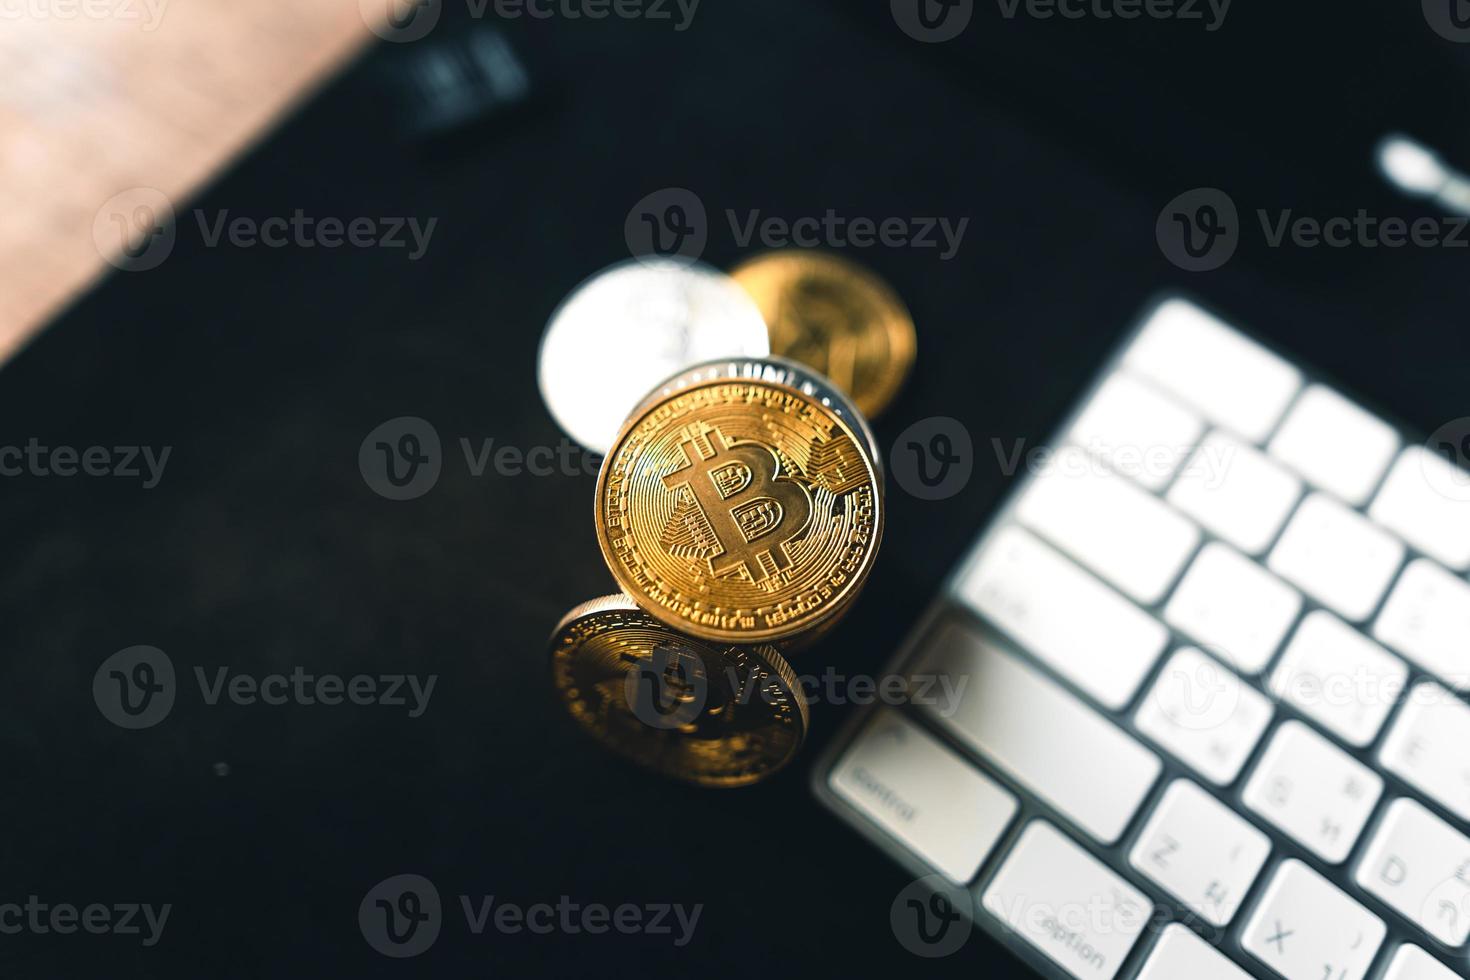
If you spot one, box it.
[731,250,916,418]
[549,594,808,788]
[596,377,883,644]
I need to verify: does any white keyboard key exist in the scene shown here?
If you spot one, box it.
[1124,298,1302,443]
[1169,431,1302,555]
[1374,558,1470,691]
[1137,923,1253,980]
[982,821,1152,980]
[1269,492,1405,621]
[1372,447,1470,570]
[1018,444,1200,604]
[1270,610,1408,747]
[828,710,1018,884]
[1243,720,1384,863]
[1164,542,1302,674]
[1135,647,1273,786]
[1068,372,1204,490]
[1268,384,1399,505]
[1383,945,1463,980]
[916,622,1162,844]
[1380,682,1470,822]
[1243,859,1386,980]
[956,526,1168,710]
[1128,779,1271,926]
[1354,797,1470,948]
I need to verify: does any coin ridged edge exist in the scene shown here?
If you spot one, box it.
[631,354,883,472]
[547,592,643,641]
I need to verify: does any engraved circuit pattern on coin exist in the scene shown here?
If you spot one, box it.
[731,250,917,419]
[548,595,808,788]
[597,378,884,644]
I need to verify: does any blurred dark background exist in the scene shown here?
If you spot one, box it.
[3,0,1470,975]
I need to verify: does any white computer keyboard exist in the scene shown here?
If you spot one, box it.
[815,297,1470,980]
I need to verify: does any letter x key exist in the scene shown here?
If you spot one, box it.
[1267,921,1294,954]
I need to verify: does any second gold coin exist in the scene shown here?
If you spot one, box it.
[731,250,916,418]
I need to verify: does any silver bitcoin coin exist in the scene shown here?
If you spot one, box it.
[538,258,770,455]
[632,355,882,473]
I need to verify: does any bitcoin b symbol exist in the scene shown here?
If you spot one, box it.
[661,428,813,582]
